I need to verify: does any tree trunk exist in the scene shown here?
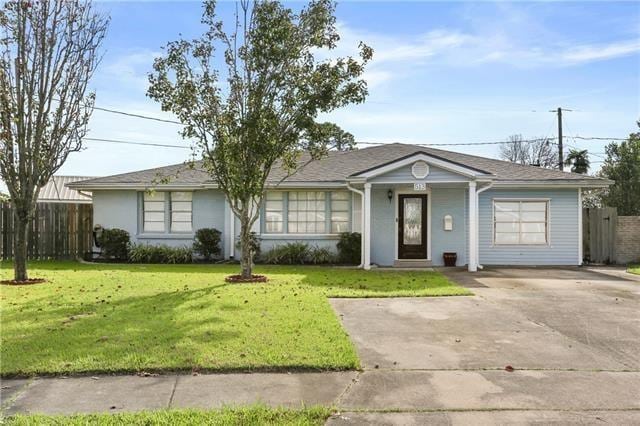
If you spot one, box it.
[13,213,29,281]
[239,213,253,279]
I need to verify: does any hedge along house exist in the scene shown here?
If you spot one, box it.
[68,143,612,271]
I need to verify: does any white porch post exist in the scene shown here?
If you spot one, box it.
[363,182,372,270]
[578,188,583,265]
[468,181,478,272]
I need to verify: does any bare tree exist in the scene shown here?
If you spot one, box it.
[499,134,558,169]
[0,1,108,281]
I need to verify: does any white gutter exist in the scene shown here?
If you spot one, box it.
[347,183,365,268]
[474,182,493,270]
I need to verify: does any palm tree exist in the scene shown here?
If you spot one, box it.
[564,149,590,174]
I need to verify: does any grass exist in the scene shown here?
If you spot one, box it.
[4,406,332,425]
[1,261,470,377]
[628,265,640,275]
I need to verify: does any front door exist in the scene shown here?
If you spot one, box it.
[398,194,428,259]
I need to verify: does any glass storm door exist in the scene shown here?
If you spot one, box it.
[398,194,428,259]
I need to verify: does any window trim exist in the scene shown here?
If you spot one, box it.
[492,198,550,246]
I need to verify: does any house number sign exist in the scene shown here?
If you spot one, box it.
[414,183,426,191]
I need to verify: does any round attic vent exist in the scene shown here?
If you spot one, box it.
[411,161,430,179]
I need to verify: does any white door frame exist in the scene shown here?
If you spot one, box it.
[394,187,432,261]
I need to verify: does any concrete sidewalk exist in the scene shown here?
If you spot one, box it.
[3,369,640,418]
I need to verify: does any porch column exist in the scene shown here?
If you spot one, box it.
[363,182,372,270]
[468,181,478,272]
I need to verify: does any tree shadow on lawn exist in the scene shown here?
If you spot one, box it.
[2,285,243,377]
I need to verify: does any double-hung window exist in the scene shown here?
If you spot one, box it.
[143,192,166,232]
[170,192,193,232]
[288,191,326,233]
[142,191,193,233]
[494,200,548,245]
[265,191,284,233]
[331,192,350,233]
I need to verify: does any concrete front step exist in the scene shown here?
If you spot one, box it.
[393,259,433,268]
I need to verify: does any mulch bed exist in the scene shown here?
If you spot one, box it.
[224,274,268,283]
[1,278,48,286]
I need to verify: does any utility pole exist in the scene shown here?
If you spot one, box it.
[551,107,572,171]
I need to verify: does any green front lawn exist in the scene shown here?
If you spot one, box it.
[5,406,331,426]
[628,265,640,275]
[1,261,469,376]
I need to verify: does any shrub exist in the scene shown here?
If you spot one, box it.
[99,228,130,261]
[337,232,361,264]
[193,228,222,260]
[308,246,337,265]
[261,242,310,264]
[235,231,261,260]
[129,244,193,264]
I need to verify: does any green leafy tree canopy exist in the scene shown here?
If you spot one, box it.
[598,125,640,215]
[147,0,371,278]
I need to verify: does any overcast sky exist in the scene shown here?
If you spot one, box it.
[4,1,640,186]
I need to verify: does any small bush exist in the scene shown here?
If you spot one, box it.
[261,242,311,264]
[99,228,130,261]
[308,246,338,264]
[337,232,361,264]
[129,244,193,264]
[193,228,222,260]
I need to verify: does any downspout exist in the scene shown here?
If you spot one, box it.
[474,182,493,270]
[347,183,365,268]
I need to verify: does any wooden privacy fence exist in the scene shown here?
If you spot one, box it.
[1,202,93,260]
[582,207,617,264]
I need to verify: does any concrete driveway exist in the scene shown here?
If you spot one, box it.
[329,267,640,424]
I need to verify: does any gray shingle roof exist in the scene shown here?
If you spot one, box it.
[69,143,611,188]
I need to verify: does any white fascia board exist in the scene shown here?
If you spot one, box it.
[354,153,493,179]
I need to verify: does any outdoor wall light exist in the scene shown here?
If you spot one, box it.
[387,189,393,203]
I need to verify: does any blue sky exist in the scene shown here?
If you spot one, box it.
[51,1,640,178]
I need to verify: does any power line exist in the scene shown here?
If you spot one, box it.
[84,137,190,149]
[355,137,558,147]
[92,106,183,125]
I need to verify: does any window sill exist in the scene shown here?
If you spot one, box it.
[137,233,195,239]
[260,234,342,240]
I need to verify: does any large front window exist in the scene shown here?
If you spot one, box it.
[494,200,548,245]
[264,190,350,234]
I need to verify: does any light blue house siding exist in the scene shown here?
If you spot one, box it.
[369,163,470,183]
[369,186,468,267]
[431,187,467,267]
[478,188,580,265]
[93,189,226,249]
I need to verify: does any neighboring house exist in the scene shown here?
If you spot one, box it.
[68,144,611,271]
[38,176,94,204]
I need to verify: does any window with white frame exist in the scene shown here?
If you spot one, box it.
[494,200,548,245]
[143,192,166,232]
[288,191,326,233]
[170,192,193,232]
[265,191,284,233]
[331,191,350,233]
